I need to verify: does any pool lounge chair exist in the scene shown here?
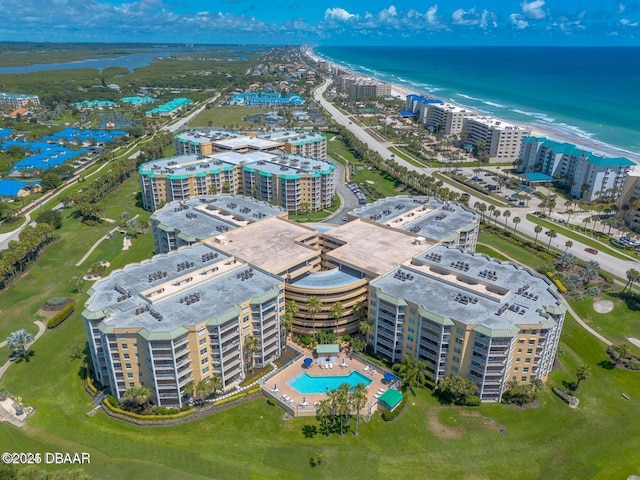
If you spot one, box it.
[364,365,369,372]
[329,363,333,369]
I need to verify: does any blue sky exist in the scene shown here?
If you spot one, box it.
[1,1,639,45]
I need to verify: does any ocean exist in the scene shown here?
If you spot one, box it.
[315,46,640,159]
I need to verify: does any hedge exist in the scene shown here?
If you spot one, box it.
[458,395,481,406]
[46,303,75,328]
[102,398,195,420]
[86,377,98,394]
[381,396,407,421]
[552,278,568,293]
[239,365,273,387]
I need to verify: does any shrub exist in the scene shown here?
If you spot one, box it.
[552,278,567,293]
[381,397,407,421]
[107,394,119,408]
[341,334,352,343]
[180,404,191,412]
[298,335,312,346]
[154,406,180,415]
[626,358,640,370]
[86,377,98,394]
[46,303,75,329]
[240,365,273,387]
[459,395,481,406]
[552,386,578,407]
[598,270,614,284]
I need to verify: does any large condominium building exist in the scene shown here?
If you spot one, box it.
[617,167,640,231]
[83,243,285,408]
[519,137,635,201]
[139,151,335,213]
[0,92,40,109]
[174,130,327,160]
[424,103,476,136]
[335,75,391,98]
[368,245,565,402]
[348,196,479,252]
[462,116,530,163]
[256,131,327,159]
[92,194,560,404]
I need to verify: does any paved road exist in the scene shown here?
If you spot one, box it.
[311,77,639,280]
[323,159,360,223]
[162,94,219,133]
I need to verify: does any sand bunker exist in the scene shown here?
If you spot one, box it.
[593,299,614,314]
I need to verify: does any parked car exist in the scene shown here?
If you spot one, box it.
[584,247,598,255]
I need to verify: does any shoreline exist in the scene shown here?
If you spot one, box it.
[305,46,640,164]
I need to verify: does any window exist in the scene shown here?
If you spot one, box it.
[452,366,459,372]
[454,347,462,354]
[531,329,537,335]
[456,327,464,335]
[243,316,250,322]
[516,358,521,363]
[528,340,535,345]
[408,326,415,333]
[523,367,529,373]
[125,363,132,369]
[129,382,135,387]
[407,335,414,342]
[200,348,207,356]
[527,349,533,354]
[453,356,460,363]
[521,376,527,382]
[409,317,416,324]
[121,344,128,350]
[202,367,210,375]
[410,308,416,314]
[514,367,519,372]
[518,339,525,344]
[455,338,463,345]
[525,358,531,364]
[133,343,137,348]
[127,373,133,379]
[197,328,206,336]
[201,358,208,365]
[199,338,207,346]
[123,354,130,359]
[135,353,139,358]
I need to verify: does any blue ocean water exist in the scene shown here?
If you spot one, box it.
[316,46,640,157]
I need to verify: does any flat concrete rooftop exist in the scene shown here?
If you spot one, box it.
[204,217,318,276]
[324,219,434,278]
[152,196,285,242]
[371,245,562,332]
[85,244,282,332]
[349,197,477,241]
[248,155,334,176]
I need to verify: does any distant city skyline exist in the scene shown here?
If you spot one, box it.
[1,1,638,46]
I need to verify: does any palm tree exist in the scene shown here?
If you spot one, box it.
[122,386,152,412]
[564,240,573,252]
[534,225,543,245]
[70,276,84,294]
[512,216,521,237]
[335,383,351,435]
[351,383,368,436]
[477,203,487,222]
[282,300,299,347]
[393,355,432,394]
[492,209,501,226]
[330,301,345,338]
[6,329,34,362]
[316,399,332,436]
[209,375,223,397]
[545,229,557,252]
[244,335,260,372]
[575,364,591,390]
[623,268,640,293]
[306,296,321,341]
[503,209,511,230]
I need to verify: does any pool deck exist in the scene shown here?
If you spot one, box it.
[265,349,396,417]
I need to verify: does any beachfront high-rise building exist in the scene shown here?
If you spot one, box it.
[368,245,565,402]
[462,116,530,163]
[617,167,640,231]
[0,92,40,109]
[335,75,391,98]
[139,151,335,213]
[518,137,635,201]
[83,243,285,408]
[424,103,477,136]
[256,131,327,159]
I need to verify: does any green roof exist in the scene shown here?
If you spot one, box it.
[379,389,403,410]
[587,156,634,167]
[316,344,340,354]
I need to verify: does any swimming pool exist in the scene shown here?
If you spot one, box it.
[287,371,372,394]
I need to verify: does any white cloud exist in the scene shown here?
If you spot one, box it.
[510,13,529,29]
[520,0,546,20]
[451,7,496,29]
[324,7,356,21]
[426,5,440,27]
[378,6,398,22]
[620,18,640,26]
[617,3,626,14]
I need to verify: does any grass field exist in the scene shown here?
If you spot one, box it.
[189,105,268,128]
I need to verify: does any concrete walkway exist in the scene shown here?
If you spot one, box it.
[75,214,139,266]
[477,242,612,347]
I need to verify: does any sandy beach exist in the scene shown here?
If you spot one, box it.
[305,46,640,164]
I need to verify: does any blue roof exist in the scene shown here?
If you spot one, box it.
[0,179,40,197]
[399,110,415,117]
[525,136,635,168]
[0,128,13,139]
[523,172,556,182]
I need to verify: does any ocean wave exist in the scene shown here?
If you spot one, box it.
[512,109,556,123]
[456,93,481,101]
[483,101,506,108]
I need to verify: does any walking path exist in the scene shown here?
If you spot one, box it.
[477,242,612,346]
[75,214,139,266]
[0,320,47,379]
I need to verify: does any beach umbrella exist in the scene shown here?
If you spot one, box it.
[303,358,313,367]
[384,372,394,383]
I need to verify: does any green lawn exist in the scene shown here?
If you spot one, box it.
[525,214,635,262]
[388,146,427,168]
[189,106,269,128]
[434,172,508,207]
[477,230,550,270]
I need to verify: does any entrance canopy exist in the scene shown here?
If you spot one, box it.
[379,389,403,410]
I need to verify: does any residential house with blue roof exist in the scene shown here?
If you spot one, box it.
[0,179,41,198]
[518,137,636,200]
